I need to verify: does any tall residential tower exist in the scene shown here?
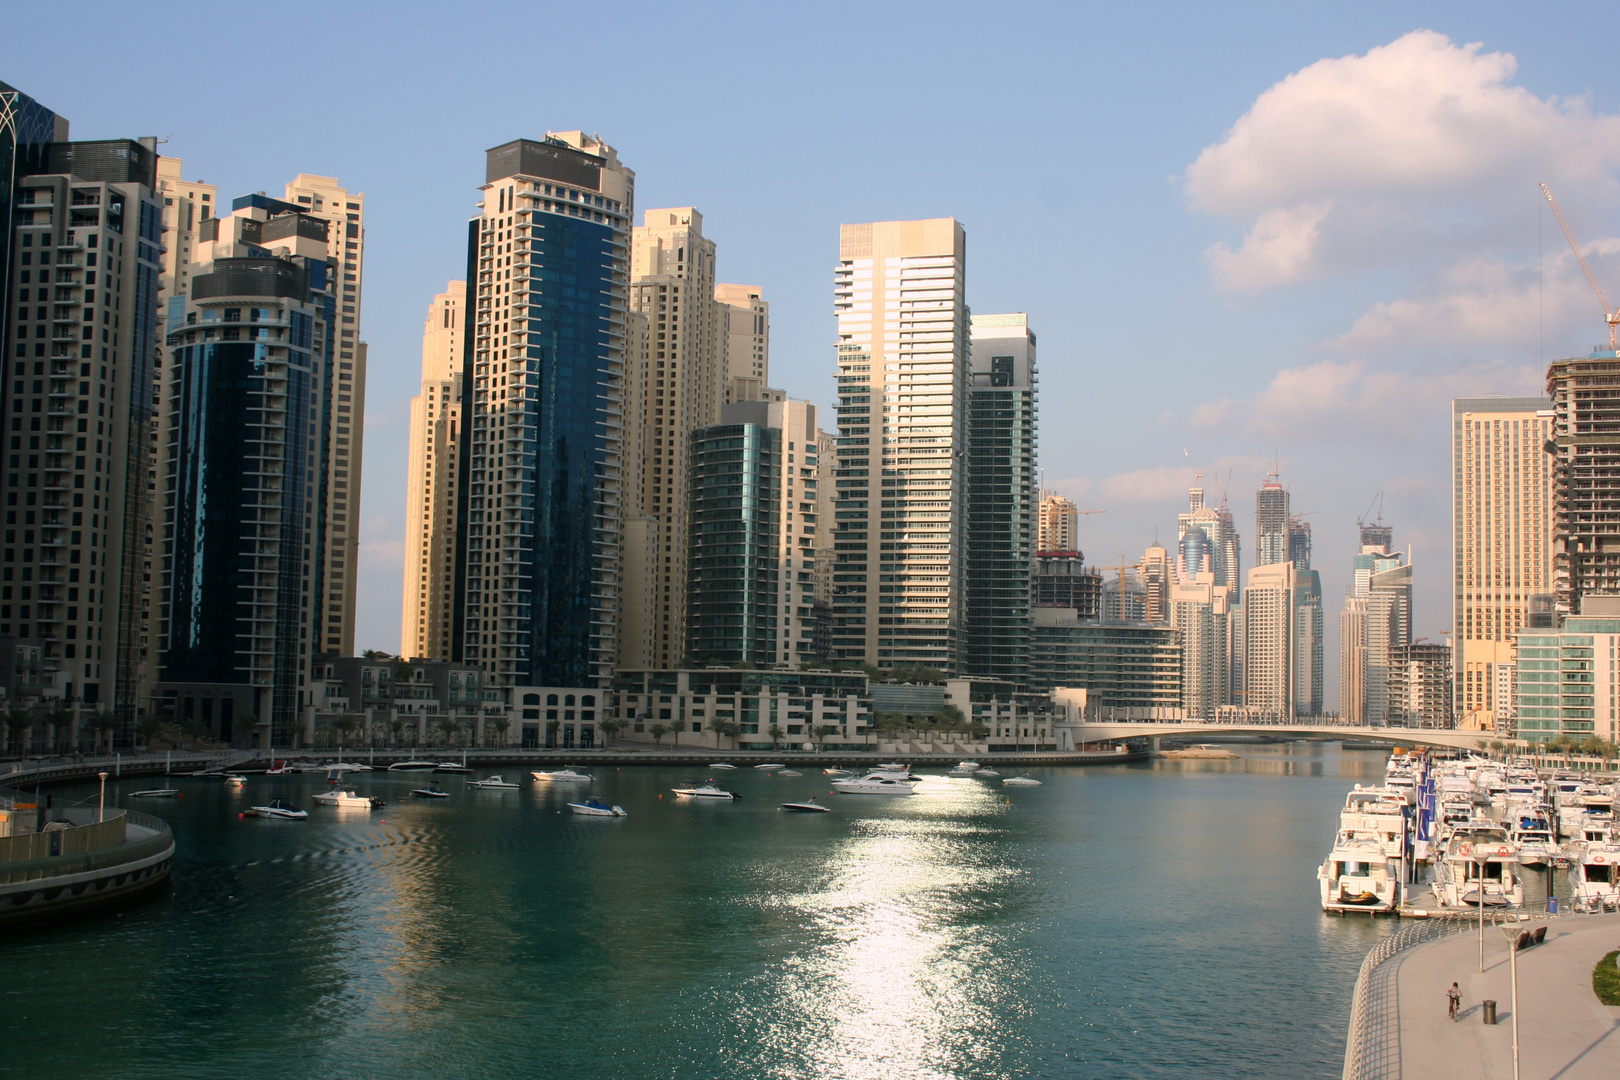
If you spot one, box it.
[402,282,465,660]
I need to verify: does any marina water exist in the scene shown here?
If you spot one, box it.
[6,744,1411,1079]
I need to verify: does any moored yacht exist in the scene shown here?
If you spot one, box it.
[568,798,627,817]
[1436,827,1524,908]
[672,784,739,799]
[245,799,308,820]
[387,760,438,772]
[831,774,915,795]
[947,761,981,777]
[311,789,382,809]
[531,769,593,783]
[1318,837,1401,913]
[469,775,518,789]
[1002,775,1042,786]
[1568,841,1620,911]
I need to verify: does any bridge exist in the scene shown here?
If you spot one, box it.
[1059,721,1493,753]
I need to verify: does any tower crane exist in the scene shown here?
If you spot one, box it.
[1075,508,1106,530]
[1540,181,1620,350]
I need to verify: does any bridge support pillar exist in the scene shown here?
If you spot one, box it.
[1150,736,1161,755]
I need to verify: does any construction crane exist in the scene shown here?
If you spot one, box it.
[1076,508,1106,530]
[1093,557,1137,621]
[1540,181,1620,350]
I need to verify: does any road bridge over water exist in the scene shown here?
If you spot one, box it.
[1064,721,1491,753]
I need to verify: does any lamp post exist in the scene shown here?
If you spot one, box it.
[1477,853,1486,971]
[97,770,108,823]
[1496,923,1523,1080]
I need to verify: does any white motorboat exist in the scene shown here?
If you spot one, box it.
[568,798,627,817]
[672,784,739,799]
[327,761,373,773]
[822,768,853,777]
[1507,810,1558,866]
[778,769,803,777]
[1318,837,1401,913]
[186,769,230,779]
[246,799,308,820]
[831,775,915,795]
[1569,841,1620,911]
[781,800,831,813]
[223,774,247,788]
[1003,775,1042,787]
[878,762,910,772]
[411,784,451,799]
[265,760,295,776]
[1435,827,1524,908]
[311,788,382,808]
[131,789,180,798]
[388,760,438,772]
[754,764,785,771]
[469,775,519,789]
[532,769,593,783]
[975,767,1000,777]
[947,761,982,777]
[434,761,473,774]
[708,763,738,770]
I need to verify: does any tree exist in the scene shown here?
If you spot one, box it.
[670,718,687,750]
[388,715,409,749]
[332,714,362,756]
[546,719,561,749]
[487,717,511,748]
[768,723,784,750]
[135,712,162,750]
[434,716,461,749]
[596,718,623,748]
[649,723,668,748]
[1488,739,1506,759]
[45,703,71,754]
[811,724,838,750]
[362,649,393,661]
[87,709,118,754]
[938,704,966,732]
[4,707,33,756]
[714,720,741,749]
[874,712,906,736]
[180,711,211,751]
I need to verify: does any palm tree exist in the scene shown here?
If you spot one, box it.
[596,718,623,748]
[768,724,784,750]
[1488,739,1506,759]
[812,724,838,750]
[434,716,461,749]
[90,709,118,753]
[546,719,561,749]
[135,712,162,750]
[387,716,409,749]
[650,723,669,748]
[45,703,71,754]
[714,720,740,749]
[5,706,33,757]
[670,719,687,750]
[332,713,362,756]
[487,717,511,748]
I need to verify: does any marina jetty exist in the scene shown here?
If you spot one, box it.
[1342,910,1620,1079]
[0,797,174,928]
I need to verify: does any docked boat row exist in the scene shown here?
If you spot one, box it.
[1317,749,1618,915]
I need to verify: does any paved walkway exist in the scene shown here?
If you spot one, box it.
[1391,912,1620,1078]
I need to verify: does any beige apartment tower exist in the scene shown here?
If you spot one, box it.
[829,218,969,671]
[402,282,466,660]
[715,282,769,405]
[1452,397,1554,728]
[1038,493,1079,554]
[628,208,725,669]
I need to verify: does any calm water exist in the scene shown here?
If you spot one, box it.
[3,745,1400,1079]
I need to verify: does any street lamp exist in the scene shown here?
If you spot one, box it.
[1496,922,1526,1080]
[97,770,108,823]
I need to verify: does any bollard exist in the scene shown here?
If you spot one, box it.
[1482,999,1497,1025]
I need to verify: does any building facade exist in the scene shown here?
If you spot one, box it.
[1514,614,1620,745]
[715,282,768,405]
[1032,552,1101,617]
[402,281,465,660]
[1545,361,1620,619]
[1243,561,1295,721]
[454,134,634,689]
[1037,492,1078,554]
[830,218,968,672]
[1452,397,1555,728]
[965,313,1036,683]
[1029,607,1182,715]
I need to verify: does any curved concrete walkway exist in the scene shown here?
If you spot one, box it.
[1390,913,1620,1079]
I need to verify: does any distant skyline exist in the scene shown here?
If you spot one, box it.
[7,2,1619,708]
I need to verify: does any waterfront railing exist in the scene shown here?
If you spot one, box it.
[0,810,172,886]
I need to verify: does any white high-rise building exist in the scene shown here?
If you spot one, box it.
[715,282,768,405]
[1244,561,1296,721]
[1038,493,1078,554]
[829,218,968,672]
[401,282,465,660]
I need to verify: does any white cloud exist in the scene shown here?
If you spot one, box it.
[1187,29,1620,293]
[1098,466,1200,504]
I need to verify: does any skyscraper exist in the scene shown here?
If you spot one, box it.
[282,174,366,657]
[1255,478,1289,566]
[1037,492,1078,554]
[830,218,968,672]
[454,134,634,689]
[965,313,1037,683]
[1138,542,1171,625]
[159,193,340,745]
[686,399,819,665]
[1452,397,1554,727]
[1545,359,1619,616]
[627,208,723,669]
[1243,561,1295,721]
[1172,571,1229,718]
[1339,526,1409,724]
[714,282,768,405]
[402,281,465,660]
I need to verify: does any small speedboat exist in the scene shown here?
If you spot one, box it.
[754,764,785,771]
[823,768,853,777]
[975,767,1000,777]
[1002,775,1042,787]
[312,788,382,808]
[411,784,450,799]
[878,762,909,772]
[569,798,627,817]
[187,769,229,779]
[223,775,247,788]
[434,761,473,774]
[708,763,738,770]
[778,769,803,777]
[388,760,438,772]
[265,761,295,776]
[469,775,519,789]
[327,761,372,773]
[246,799,308,819]
[673,784,740,799]
[947,761,982,777]
[532,769,593,783]
[781,800,830,813]
[132,788,180,798]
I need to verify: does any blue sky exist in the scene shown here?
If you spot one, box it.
[7,2,1620,706]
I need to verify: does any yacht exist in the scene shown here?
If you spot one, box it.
[1002,775,1042,787]
[131,789,180,798]
[326,761,372,773]
[531,769,594,783]
[947,761,982,777]
[1568,841,1620,911]
[781,800,831,813]
[568,798,627,817]
[753,764,785,771]
[878,762,910,772]
[708,763,738,770]
[246,799,308,820]
[469,775,519,789]
[311,789,382,809]
[223,774,247,788]
[434,761,473,774]
[975,767,1000,777]
[1318,836,1401,913]
[411,784,450,799]
[1435,827,1524,908]
[1507,810,1558,866]
[777,769,803,777]
[672,784,739,799]
[831,774,915,795]
[265,761,296,776]
[822,768,853,777]
[387,760,438,772]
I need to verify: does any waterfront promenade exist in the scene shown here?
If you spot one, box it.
[1373,913,1620,1079]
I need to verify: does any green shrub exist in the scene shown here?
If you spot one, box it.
[1595,951,1620,1006]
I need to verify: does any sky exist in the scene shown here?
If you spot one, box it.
[6,1,1620,708]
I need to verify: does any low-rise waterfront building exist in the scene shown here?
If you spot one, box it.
[1029,608,1183,718]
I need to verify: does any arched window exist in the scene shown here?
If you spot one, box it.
[523,693,540,706]
[565,694,576,707]
[546,694,558,706]
[582,695,596,706]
